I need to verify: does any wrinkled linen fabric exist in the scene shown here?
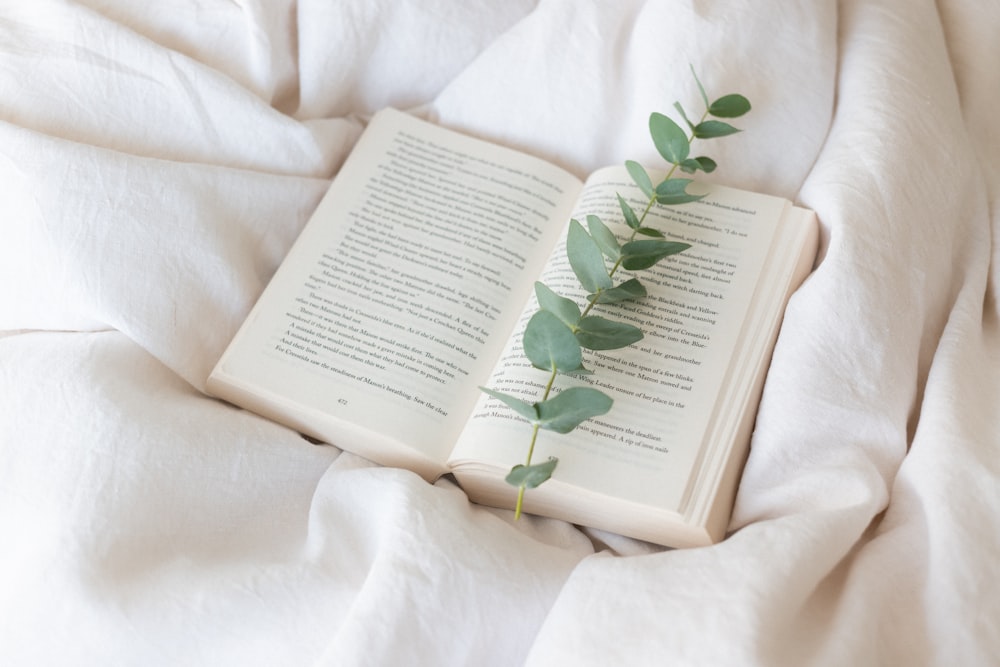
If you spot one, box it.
[1,0,997,665]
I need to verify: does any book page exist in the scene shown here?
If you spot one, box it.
[210,109,582,467]
[449,166,788,510]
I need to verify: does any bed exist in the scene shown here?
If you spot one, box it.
[2,1,998,664]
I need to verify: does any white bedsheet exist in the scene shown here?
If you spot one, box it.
[2,1,998,664]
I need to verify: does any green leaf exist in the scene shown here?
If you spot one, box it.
[621,239,692,270]
[654,178,706,206]
[506,458,558,489]
[698,156,719,173]
[588,278,647,305]
[586,215,621,261]
[691,65,710,109]
[567,219,612,293]
[479,387,538,422]
[625,160,654,198]
[534,282,581,329]
[617,194,641,230]
[673,101,695,131]
[678,158,700,174]
[709,93,751,118]
[575,316,644,350]
[678,156,717,174]
[694,120,741,139]
[523,310,584,373]
[649,112,689,164]
[536,387,613,433]
[635,227,664,238]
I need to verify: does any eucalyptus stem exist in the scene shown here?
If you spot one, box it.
[481,71,751,518]
[515,366,559,519]
[579,182,666,318]
[514,425,539,520]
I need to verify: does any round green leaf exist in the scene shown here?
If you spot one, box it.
[708,94,751,118]
[654,178,705,206]
[534,282,581,329]
[693,156,717,173]
[693,120,741,139]
[679,158,700,174]
[479,386,538,422]
[621,239,692,270]
[575,316,644,350]
[679,156,718,175]
[625,160,654,198]
[588,278,647,305]
[649,112,690,164]
[586,214,621,261]
[567,219,612,293]
[536,387,613,433]
[506,458,559,489]
[672,101,695,131]
[635,227,664,238]
[617,194,641,231]
[523,310,584,373]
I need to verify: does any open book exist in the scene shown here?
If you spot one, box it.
[207,107,818,548]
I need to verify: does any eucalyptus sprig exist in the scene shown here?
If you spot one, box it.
[480,70,751,518]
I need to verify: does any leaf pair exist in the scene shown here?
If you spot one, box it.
[649,112,733,177]
[534,280,643,353]
[562,221,644,349]
[624,162,706,207]
[525,296,642,363]
[481,385,612,435]
[580,213,664,264]
[482,379,610,494]
[670,75,752,142]
[579,206,691,274]
[644,69,751,179]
